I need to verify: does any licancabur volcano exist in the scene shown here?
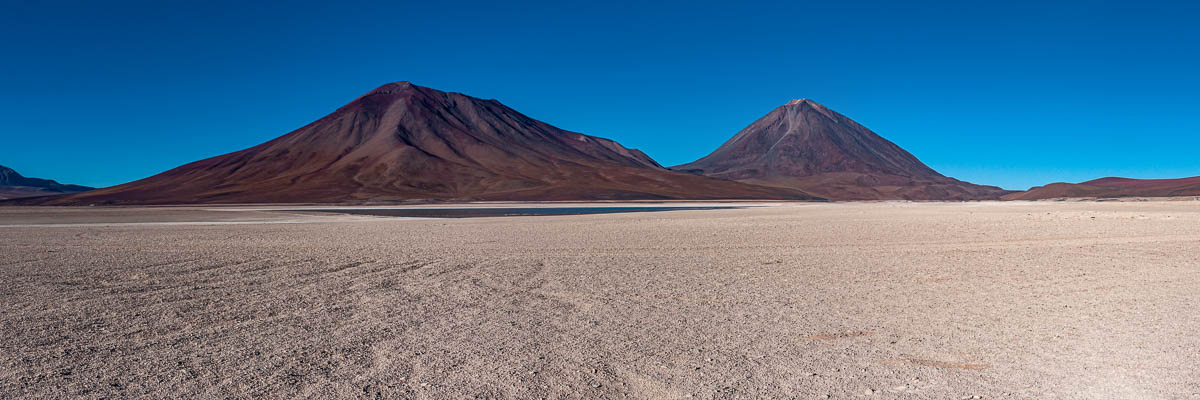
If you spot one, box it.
[673,99,1010,200]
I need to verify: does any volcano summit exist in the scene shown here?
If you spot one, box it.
[673,99,1010,200]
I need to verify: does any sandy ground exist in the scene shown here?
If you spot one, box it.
[2,201,1199,399]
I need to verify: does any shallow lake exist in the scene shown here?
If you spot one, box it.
[284,206,742,218]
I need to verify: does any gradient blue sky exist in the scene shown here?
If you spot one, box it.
[2,1,1198,190]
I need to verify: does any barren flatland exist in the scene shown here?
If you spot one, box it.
[2,201,1199,398]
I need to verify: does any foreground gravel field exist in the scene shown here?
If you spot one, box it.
[2,201,1199,399]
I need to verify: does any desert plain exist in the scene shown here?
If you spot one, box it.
[2,200,1199,399]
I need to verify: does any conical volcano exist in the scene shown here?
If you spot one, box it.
[673,99,1009,200]
[32,82,818,205]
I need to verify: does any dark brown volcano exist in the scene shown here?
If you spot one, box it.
[27,82,818,205]
[672,99,1010,200]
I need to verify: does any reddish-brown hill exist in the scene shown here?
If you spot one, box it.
[672,99,1011,200]
[23,82,819,205]
[1005,176,1200,200]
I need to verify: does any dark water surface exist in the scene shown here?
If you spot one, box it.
[285,206,743,218]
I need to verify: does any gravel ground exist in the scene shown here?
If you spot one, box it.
[1,201,1199,399]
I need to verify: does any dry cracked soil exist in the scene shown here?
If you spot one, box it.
[2,201,1199,399]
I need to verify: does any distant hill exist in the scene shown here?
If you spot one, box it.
[1006,176,1200,200]
[0,165,93,200]
[20,82,819,205]
[671,99,1011,200]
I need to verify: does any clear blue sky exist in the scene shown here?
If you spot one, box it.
[2,1,1198,190]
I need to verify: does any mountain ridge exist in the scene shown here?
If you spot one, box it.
[0,165,94,200]
[1006,176,1200,200]
[16,82,819,205]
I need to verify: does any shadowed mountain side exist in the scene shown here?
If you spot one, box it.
[0,165,93,200]
[1006,176,1200,200]
[672,99,1010,201]
[17,82,820,205]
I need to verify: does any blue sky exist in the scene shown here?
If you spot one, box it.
[2,1,1198,190]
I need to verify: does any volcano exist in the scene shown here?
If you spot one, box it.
[1006,176,1200,200]
[27,82,818,205]
[672,99,1010,200]
[0,165,93,200]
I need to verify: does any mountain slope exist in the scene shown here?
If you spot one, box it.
[1006,176,1200,200]
[25,82,818,205]
[0,165,93,199]
[672,99,1010,200]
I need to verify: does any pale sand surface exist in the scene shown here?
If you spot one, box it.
[2,201,1199,399]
